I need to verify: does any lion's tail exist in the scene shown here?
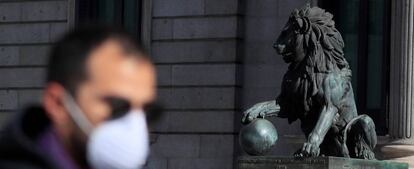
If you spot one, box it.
[341,115,377,159]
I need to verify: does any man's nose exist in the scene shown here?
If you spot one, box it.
[273,44,285,54]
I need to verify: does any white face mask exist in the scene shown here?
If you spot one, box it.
[62,92,149,169]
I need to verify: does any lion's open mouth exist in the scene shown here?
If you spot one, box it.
[281,52,294,62]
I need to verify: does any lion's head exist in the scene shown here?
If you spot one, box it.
[273,4,350,74]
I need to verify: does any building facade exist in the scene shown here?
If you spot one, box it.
[0,0,411,168]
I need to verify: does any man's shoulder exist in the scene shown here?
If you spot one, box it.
[0,105,57,169]
[0,142,54,169]
[0,130,55,169]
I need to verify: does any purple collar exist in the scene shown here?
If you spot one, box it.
[37,128,80,169]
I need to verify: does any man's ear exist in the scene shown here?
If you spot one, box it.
[42,82,69,125]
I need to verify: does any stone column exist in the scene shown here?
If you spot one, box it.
[382,0,414,166]
[389,0,414,144]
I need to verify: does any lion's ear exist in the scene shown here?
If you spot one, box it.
[296,18,304,29]
[296,18,310,33]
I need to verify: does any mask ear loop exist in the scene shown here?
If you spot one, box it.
[62,90,94,136]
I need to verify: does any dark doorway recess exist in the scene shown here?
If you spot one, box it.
[319,0,391,135]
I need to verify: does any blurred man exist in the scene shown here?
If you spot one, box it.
[0,26,156,169]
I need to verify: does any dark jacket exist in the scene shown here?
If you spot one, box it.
[0,106,60,169]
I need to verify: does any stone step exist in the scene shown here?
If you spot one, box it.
[238,156,408,169]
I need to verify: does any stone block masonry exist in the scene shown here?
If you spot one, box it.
[0,0,70,128]
[146,0,243,169]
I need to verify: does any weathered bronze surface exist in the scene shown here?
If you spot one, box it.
[238,156,408,169]
[241,4,378,159]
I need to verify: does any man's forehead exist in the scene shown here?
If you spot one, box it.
[86,39,141,85]
[82,39,154,104]
[88,40,132,66]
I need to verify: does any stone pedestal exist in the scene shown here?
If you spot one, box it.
[380,145,414,165]
[238,156,408,169]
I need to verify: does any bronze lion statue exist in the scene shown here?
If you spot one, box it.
[241,4,377,159]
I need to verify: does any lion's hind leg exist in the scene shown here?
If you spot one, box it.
[343,115,377,159]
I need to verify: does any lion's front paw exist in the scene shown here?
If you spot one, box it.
[241,106,264,124]
[293,142,320,157]
[241,101,279,124]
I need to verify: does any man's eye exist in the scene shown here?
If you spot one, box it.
[104,97,131,119]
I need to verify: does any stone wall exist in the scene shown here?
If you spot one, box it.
[0,0,70,126]
[146,0,242,168]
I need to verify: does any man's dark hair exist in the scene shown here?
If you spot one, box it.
[47,26,146,94]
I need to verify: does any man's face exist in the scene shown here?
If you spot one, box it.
[43,38,156,159]
[42,37,156,168]
[75,39,156,127]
